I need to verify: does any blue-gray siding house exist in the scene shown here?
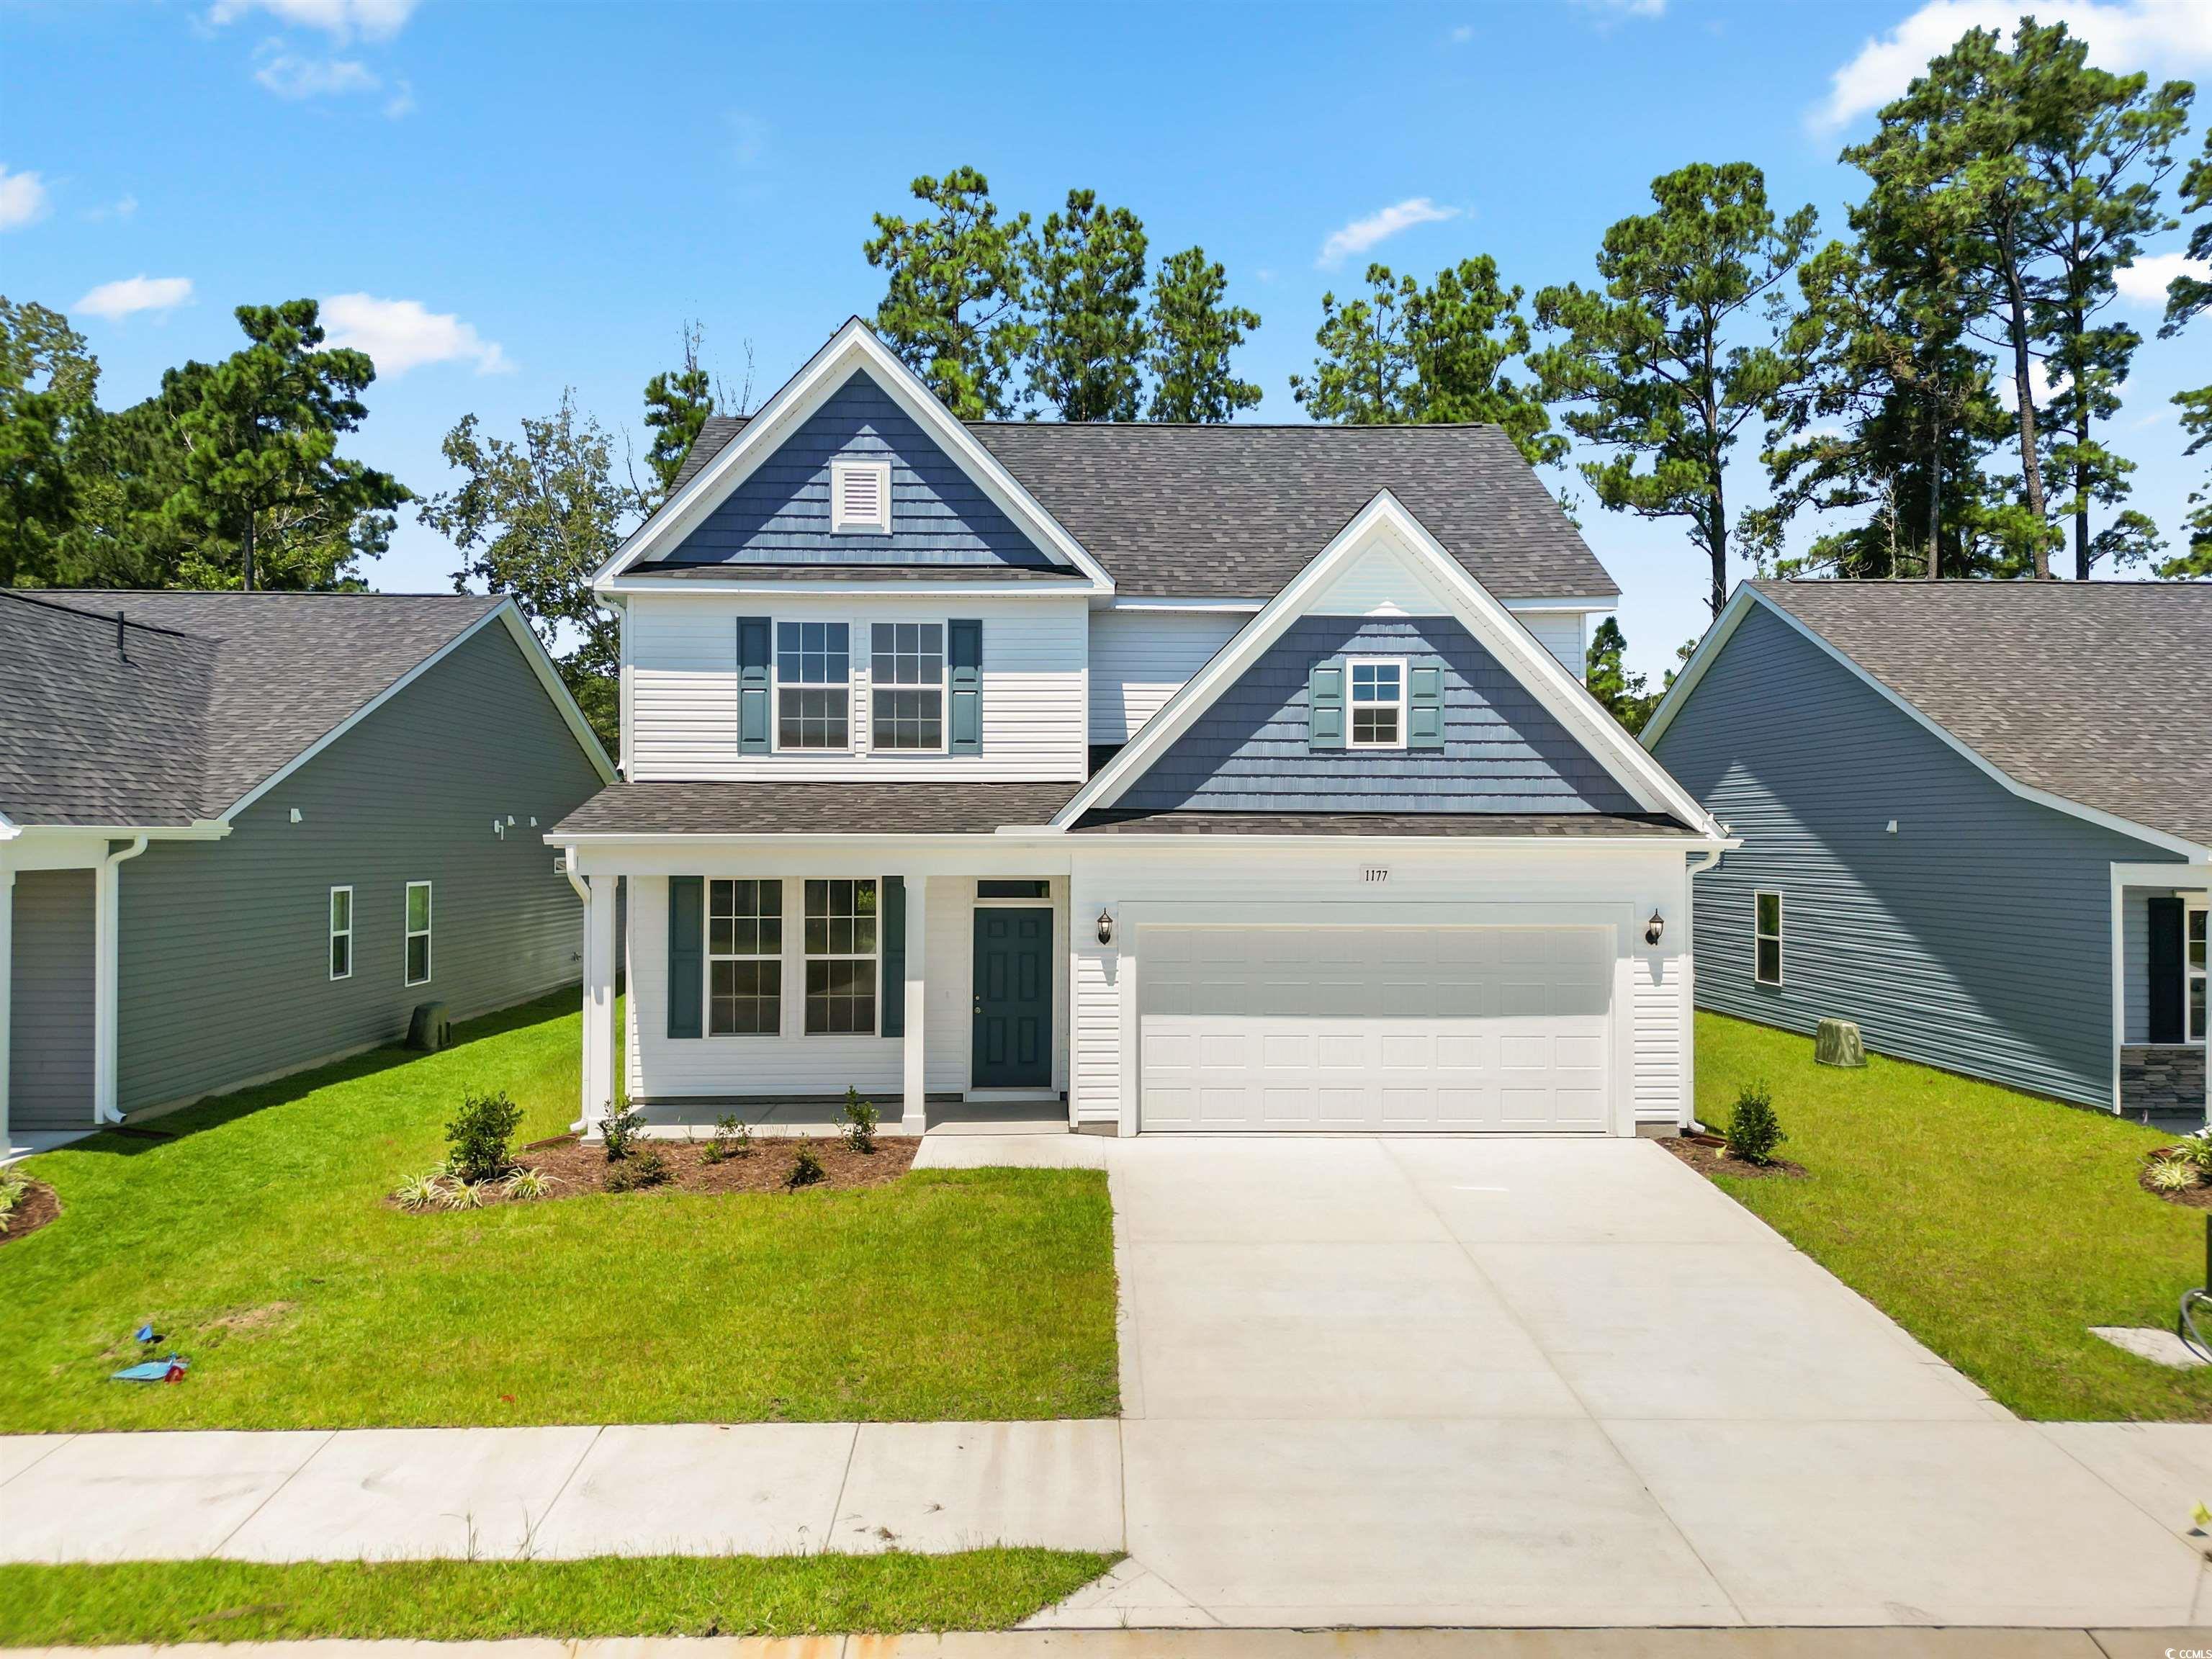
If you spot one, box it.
[1,590,615,1151]
[1645,580,2211,1118]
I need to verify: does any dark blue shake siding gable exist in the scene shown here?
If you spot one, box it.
[1116,615,1640,814]
[644,372,1060,569]
[1650,602,2182,1109]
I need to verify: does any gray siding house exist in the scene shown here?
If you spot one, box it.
[1645,580,2210,1119]
[1,590,615,1151]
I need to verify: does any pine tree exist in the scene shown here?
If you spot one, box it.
[1144,248,1261,422]
[1026,189,1148,421]
[863,167,1034,419]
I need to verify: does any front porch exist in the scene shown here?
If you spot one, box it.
[2113,863,2208,1127]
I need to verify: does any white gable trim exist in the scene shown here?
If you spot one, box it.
[1053,490,1721,831]
[593,318,1114,594]
[220,602,617,823]
[1644,586,2210,862]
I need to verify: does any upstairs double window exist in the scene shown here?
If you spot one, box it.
[870,622,945,751]
[776,621,850,750]
[750,617,977,757]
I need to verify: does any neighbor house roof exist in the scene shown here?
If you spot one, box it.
[662,415,1617,603]
[0,590,525,829]
[1749,580,2212,851]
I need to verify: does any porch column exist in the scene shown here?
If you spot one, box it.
[92,837,145,1125]
[0,863,13,1152]
[902,875,928,1134]
[580,873,616,1132]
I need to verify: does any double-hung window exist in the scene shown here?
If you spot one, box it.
[2189,904,2207,1044]
[776,621,850,750]
[709,878,781,1035]
[405,881,433,986]
[1754,891,1783,987]
[804,878,877,1034]
[1347,657,1406,749]
[328,886,353,981]
[871,621,945,750]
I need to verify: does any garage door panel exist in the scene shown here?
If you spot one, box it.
[1140,926,1611,1134]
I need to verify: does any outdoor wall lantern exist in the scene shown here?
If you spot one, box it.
[1096,909,1115,946]
[1645,910,1665,946]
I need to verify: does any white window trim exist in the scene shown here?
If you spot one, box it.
[803,877,881,1038]
[829,458,894,535]
[706,878,783,1038]
[868,619,949,755]
[2188,900,2208,1045]
[1754,889,1784,987]
[1346,655,1408,751]
[328,885,353,982]
[773,619,855,755]
[405,880,433,987]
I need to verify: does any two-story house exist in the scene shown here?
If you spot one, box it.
[549,319,1729,1138]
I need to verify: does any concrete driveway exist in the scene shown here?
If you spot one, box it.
[922,1133,2212,1629]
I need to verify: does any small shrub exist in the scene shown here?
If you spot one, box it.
[701,1114,753,1165]
[842,1086,878,1154]
[601,1103,647,1162]
[445,1089,523,1184]
[392,1170,449,1213]
[786,1142,827,1190]
[605,1146,669,1193]
[2178,1137,2212,1176]
[0,1172,31,1232]
[1724,1082,1786,1166]
[2148,1154,2202,1194]
[504,1166,558,1201]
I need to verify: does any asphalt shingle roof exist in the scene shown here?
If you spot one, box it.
[1069,809,1699,837]
[553,781,1080,837]
[663,415,1617,602]
[1,590,507,827]
[1752,579,2212,850]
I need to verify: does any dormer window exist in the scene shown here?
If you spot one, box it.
[1347,657,1407,749]
[830,459,893,535]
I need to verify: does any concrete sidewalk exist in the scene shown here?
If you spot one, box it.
[0,1421,1122,1563]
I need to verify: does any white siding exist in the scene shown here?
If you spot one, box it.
[1309,537,1447,616]
[1632,950,1684,1123]
[1516,611,1587,682]
[1087,609,1245,743]
[626,593,1088,783]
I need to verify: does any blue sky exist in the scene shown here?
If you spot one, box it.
[4,0,2208,676]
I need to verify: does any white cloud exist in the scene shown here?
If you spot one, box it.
[1569,0,1665,17]
[1448,24,1473,43]
[0,164,50,230]
[2116,248,2210,307]
[254,49,380,99]
[1815,0,2212,132]
[320,293,510,376]
[76,275,194,320]
[1317,197,1460,269]
[84,192,139,222]
[207,0,417,42]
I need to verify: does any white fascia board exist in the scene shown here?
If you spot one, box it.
[222,602,616,824]
[1647,586,2211,863]
[1500,597,1619,613]
[593,318,1114,595]
[1110,596,1268,612]
[602,576,1090,600]
[4,821,230,842]
[1055,489,1724,832]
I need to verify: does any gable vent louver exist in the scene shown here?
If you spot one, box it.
[831,459,891,534]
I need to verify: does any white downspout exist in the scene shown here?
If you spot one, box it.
[93,835,149,1125]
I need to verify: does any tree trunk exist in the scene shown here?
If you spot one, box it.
[242,512,256,592]
[2001,244,2049,577]
[1706,480,1727,617]
[2074,423,2090,580]
[1926,381,1942,581]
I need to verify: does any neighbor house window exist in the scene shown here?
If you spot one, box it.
[405,881,433,986]
[328,886,353,981]
[804,878,876,1034]
[1754,891,1783,986]
[776,621,850,750]
[830,459,893,534]
[1347,657,1406,749]
[708,878,782,1035]
[871,621,945,750]
[2190,905,2207,1044]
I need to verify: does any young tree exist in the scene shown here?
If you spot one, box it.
[161,300,408,590]
[863,166,1034,418]
[1144,247,1262,422]
[419,395,641,749]
[1292,257,1564,464]
[1532,163,1817,616]
[2160,129,2212,577]
[1025,189,1148,421]
[641,320,718,506]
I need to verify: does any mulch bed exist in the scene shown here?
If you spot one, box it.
[0,1176,61,1244]
[2139,1147,2212,1210]
[392,1133,920,1211]
[1662,1132,1807,1182]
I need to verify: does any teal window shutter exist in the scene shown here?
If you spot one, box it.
[881,876,906,1038]
[1408,665,1445,750]
[948,619,983,755]
[737,617,772,755]
[2149,896,2185,1043]
[1308,657,1346,750]
[667,876,703,1039]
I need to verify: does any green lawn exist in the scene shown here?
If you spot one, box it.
[0,992,1118,1431]
[1696,1010,2212,1421]
[0,1552,1118,1645]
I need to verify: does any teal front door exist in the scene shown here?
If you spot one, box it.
[972,908,1052,1088]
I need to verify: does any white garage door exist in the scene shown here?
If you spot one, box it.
[1138,925,1612,1133]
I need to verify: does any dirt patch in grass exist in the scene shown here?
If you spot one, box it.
[393,1134,920,1211]
[1663,1132,1807,1182]
[2137,1149,2212,1210]
[0,1177,60,1245]
[210,1300,297,1334]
